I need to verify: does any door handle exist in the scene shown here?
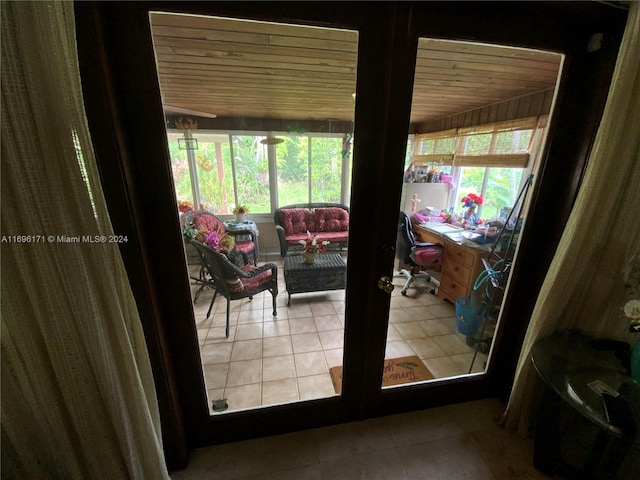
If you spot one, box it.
[378,276,395,294]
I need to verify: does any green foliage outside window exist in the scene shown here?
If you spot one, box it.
[310,137,342,203]
[233,135,270,213]
[169,132,346,214]
[276,136,309,206]
[169,141,193,204]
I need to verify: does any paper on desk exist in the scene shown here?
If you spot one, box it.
[421,223,462,235]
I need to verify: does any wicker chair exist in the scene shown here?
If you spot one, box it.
[182,210,259,264]
[190,240,278,338]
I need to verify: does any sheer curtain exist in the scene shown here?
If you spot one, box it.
[502,2,640,436]
[1,2,169,478]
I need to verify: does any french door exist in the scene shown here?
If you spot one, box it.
[75,1,626,468]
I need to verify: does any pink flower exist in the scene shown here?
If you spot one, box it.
[204,231,220,250]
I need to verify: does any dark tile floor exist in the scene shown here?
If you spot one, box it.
[169,397,548,480]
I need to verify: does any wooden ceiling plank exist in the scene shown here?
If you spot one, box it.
[419,38,560,61]
[152,26,357,53]
[150,12,357,42]
[158,71,356,88]
[416,50,560,72]
[414,58,559,78]
[160,48,356,70]
[154,53,356,75]
[152,36,357,61]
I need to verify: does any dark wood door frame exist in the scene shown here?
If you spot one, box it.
[74,1,627,471]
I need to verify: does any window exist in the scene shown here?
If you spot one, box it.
[454,118,536,218]
[408,118,542,218]
[413,128,456,168]
[408,130,455,183]
[169,130,350,215]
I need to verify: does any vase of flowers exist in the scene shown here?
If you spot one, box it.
[461,193,482,226]
[299,231,329,263]
[178,200,195,214]
[233,205,249,222]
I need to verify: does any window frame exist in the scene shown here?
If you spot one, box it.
[167,128,352,217]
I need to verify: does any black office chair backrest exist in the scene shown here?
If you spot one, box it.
[396,212,416,266]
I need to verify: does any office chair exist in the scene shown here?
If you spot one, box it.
[396,212,443,296]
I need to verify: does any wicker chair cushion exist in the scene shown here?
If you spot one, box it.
[235,241,256,253]
[278,208,317,235]
[192,213,226,236]
[239,264,273,291]
[315,207,349,232]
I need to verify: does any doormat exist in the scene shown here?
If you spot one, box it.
[329,356,434,394]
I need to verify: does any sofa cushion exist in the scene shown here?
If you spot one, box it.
[279,208,316,235]
[315,207,349,232]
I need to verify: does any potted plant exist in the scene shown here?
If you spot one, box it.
[298,231,329,263]
[233,205,249,222]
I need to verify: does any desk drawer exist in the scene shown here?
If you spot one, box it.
[438,273,467,303]
[445,241,474,268]
[442,257,472,286]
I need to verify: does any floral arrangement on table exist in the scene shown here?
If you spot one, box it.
[204,230,235,253]
[299,231,329,254]
[461,193,483,208]
[233,205,249,216]
[178,200,195,214]
[461,193,483,226]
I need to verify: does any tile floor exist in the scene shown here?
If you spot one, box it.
[192,253,488,414]
[169,397,548,480]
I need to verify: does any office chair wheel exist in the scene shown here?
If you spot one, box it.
[466,335,491,354]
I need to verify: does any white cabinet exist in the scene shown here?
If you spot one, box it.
[401,183,450,213]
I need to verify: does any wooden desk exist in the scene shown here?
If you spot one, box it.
[413,224,487,304]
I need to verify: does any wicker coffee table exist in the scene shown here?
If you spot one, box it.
[283,253,346,305]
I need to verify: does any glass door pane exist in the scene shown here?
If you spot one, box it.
[149,12,357,413]
[385,38,562,388]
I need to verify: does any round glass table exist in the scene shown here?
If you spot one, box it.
[531,331,639,479]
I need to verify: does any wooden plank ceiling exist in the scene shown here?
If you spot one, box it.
[150,12,562,125]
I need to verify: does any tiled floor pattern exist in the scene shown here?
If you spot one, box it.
[169,397,548,480]
[192,253,488,414]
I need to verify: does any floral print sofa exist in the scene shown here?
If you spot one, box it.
[274,203,349,256]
